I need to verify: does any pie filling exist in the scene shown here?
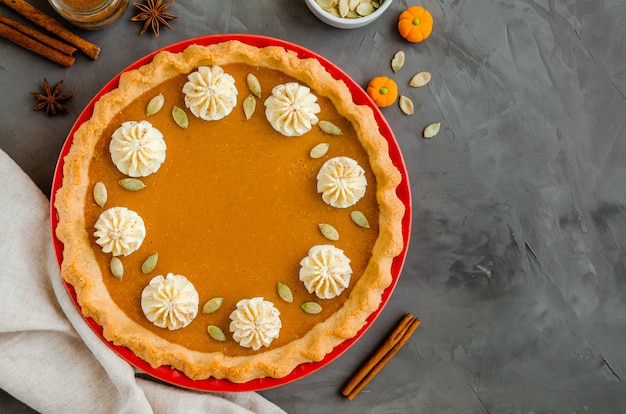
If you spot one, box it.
[55,41,404,382]
[85,64,379,356]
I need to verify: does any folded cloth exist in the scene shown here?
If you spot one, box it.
[0,149,286,414]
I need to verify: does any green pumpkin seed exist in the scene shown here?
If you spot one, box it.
[309,142,330,159]
[110,257,123,280]
[141,253,158,274]
[319,120,342,136]
[118,178,145,191]
[172,106,189,129]
[146,93,164,116]
[246,73,262,97]
[207,325,227,342]
[243,94,256,120]
[277,282,294,303]
[301,301,322,315]
[202,297,224,314]
[318,223,339,241]
[423,122,441,139]
[350,210,370,228]
[93,181,107,207]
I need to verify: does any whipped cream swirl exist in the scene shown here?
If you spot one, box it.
[299,244,353,299]
[316,156,367,208]
[183,65,238,121]
[109,120,166,177]
[264,82,320,136]
[94,207,146,257]
[229,297,282,350]
[141,273,199,330]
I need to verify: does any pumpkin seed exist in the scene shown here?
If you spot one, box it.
[317,0,380,17]
[141,253,158,274]
[409,71,432,88]
[318,223,339,241]
[399,95,415,115]
[110,257,123,280]
[356,2,374,15]
[301,301,323,315]
[423,122,441,138]
[350,210,370,228]
[93,181,107,208]
[319,120,342,136]
[246,73,262,97]
[172,106,189,129]
[391,51,405,72]
[146,93,164,116]
[338,0,349,16]
[325,7,340,16]
[309,142,330,159]
[277,282,294,303]
[315,0,336,8]
[243,94,256,120]
[118,178,145,191]
[202,297,224,314]
[207,325,227,341]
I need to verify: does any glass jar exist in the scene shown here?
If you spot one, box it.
[48,0,129,30]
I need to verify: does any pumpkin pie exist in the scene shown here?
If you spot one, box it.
[54,40,405,383]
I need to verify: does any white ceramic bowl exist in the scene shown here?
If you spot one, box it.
[304,0,394,29]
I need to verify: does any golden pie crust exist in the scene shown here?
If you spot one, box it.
[54,40,405,383]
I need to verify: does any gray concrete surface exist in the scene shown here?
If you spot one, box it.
[1,0,625,412]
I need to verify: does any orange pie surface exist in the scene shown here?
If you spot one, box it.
[55,41,405,382]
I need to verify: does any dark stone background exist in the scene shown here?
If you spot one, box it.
[1,0,625,412]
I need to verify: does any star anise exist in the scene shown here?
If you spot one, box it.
[131,0,178,37]
[29,78,74,116]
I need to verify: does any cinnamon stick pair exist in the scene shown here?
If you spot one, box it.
[341,313,421,400]
[0,17,75,67]
[0,0,100,66]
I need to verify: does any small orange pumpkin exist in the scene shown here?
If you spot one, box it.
[398,6,433,43]
[366,76,398,108]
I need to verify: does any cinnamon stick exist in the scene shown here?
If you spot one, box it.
[0,0,100,59]
[0,15,76,56]
[341,313,421,400]
[0,21,74,67]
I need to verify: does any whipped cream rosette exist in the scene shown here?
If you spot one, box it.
[229,297,282,350]
[93,207,146,257]
[141,273,199,330]
[264,82,321,136]
[183,65,238,121]
[299,244,353,299]
[109,120,166,177]
[316,156,367,208]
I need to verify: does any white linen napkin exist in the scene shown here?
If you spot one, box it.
[0,148,286,414]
